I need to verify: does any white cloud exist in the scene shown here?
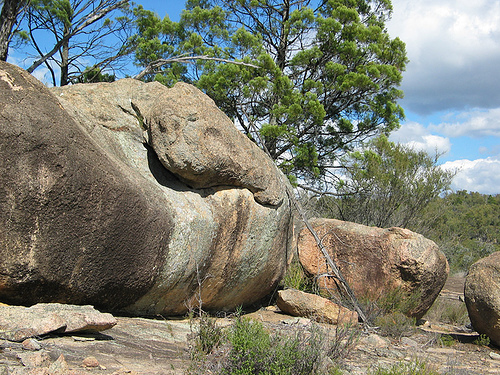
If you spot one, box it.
[388,0,500,114]
[441,157,500,194]
[429,108,500,138]
[390,121,451,155]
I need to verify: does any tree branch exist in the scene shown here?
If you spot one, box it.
[133,55,259,80]
[26,0,128,73]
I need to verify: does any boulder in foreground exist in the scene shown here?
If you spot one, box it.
[0,61,293,315]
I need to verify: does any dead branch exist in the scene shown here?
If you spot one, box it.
[133,55,259,80]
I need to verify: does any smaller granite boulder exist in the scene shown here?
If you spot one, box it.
[298,218,449,319]
[465,252,500,346]
[0,304,116,342]
[276,289,358,325]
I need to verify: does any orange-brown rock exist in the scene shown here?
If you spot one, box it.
[298,218,449,319]
[277,289,358,325]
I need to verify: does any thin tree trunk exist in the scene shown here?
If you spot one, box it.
[60,25,70,85]
[0,0,25,61]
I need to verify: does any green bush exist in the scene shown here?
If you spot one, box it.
[473,333,490,346]
[369,359,439,375]
[281,259,317,294]
[424,298,469,326]
[438,334,457,347]
[189,316,355,374]
[375,311,416,338]
[191,313,224,355]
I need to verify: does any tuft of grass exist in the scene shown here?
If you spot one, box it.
[438,334,457,347]
[375,311,416,338]
[424,298,469,326]
[281,259,317,294]
[369,359,439,375]
[473,333,490,346]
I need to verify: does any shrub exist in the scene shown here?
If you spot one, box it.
[191,313,224,355]
[438,334,457,347]
[189,315,357,374]
[424,298,469,326]
[473,333,490,346]
[375,311,416,338]
[281,259,317,294]
[369,359,439,375]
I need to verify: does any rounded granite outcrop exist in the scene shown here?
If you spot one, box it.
[0,61,293,315]
[298,218,449,320]
[464,251,500,346]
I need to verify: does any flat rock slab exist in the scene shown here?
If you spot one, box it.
[276,289,358,325]
[0,304,116,342]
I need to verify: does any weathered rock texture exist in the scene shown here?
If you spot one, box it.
[277,289,358,325]
[464,251,500,346]
[0,61,293,315]
[0,303,116,342]
[298,218,449,319]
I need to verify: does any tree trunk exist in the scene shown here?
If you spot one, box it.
[60,24,70,86]
[0,0,25,61]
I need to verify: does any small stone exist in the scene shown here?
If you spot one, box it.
[489,351,500,360]
[48,354,69,374]
[17,351,52,367]
[82,356,99,368]
[359,334,390,348]
[400,337,418,348]
[22,338,42,351]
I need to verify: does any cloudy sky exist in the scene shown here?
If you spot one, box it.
[385,0,500,194]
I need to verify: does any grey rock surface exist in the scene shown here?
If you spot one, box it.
[0,304,116,342]
[0,62,293,315]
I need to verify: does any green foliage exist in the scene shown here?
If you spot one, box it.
[132,0,408,184]
[424,298,469,326]
[438,334,457,347]
[361,287,420,337]
[419,191,500,273]
[280,260,317,294]
[72,66,116,83]
[473,334,490,347]
[191,313,224,355]
[374,311,416,338]
[369,360,439,375]
[317,135,455,229]
[189,316,356,374]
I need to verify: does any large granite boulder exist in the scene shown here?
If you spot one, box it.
[298,218,449,319]
[0,61,293,315]
[464,251,500,346]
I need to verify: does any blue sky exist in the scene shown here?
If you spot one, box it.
[11,0,500,194]
[141,0,500,195]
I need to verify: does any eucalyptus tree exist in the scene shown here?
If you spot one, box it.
[25,0,132,86]
[317,135,456,229]
[133,0,408,186]
[0,0,28,61]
